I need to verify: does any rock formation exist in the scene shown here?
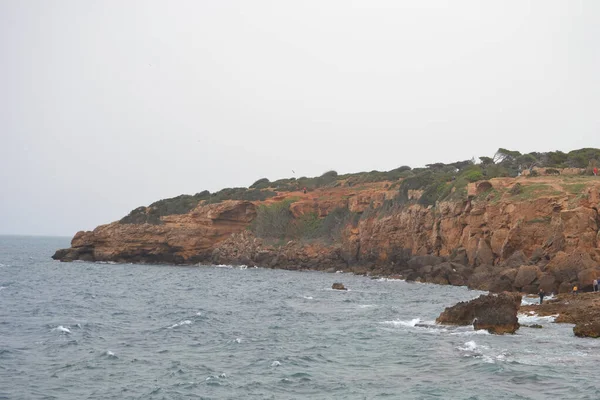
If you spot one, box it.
[53,175,600,295]
[436,292,522,334]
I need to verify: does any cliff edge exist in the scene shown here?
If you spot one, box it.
[54,151,600,295]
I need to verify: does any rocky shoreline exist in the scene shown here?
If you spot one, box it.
[52,171,600,337]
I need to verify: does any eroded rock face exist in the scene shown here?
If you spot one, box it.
[52,201,257,264]
[53,178,600,295]
[436,292,522,334]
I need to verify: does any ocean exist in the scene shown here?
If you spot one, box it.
[0,235,598,399]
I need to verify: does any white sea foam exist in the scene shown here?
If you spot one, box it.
[238,265,248,270]
[460,340,479,352]
[377,277,405,282]
[53,326,71,334]
[450,329,491,336]
[521,293,555,305]
[271,360,281,367]
[0,286,6,291]
[234,338,242,344]
[357,304,376,309]
[383,318,421,327]
[195,312,202,316]
[105,350,117,358]
[303,296,314,300]
[517,313,558,324]
[214,264,233,269]
[168,320,192,329]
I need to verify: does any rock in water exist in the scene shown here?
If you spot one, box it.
[435,292,521,334]
[573,321,600,338]
[332,283,347,291]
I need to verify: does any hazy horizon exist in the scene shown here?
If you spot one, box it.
[2,1,599,236]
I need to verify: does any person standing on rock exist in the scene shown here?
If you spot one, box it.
[594,279,598,292]
[538,288,545,304]
[573,285,579,295]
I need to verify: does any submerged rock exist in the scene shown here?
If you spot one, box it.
[332,283,347,291]
[436,292,521,334]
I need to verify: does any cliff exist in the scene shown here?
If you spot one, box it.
[53,172,600,294]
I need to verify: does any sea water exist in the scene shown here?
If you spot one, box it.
[1,235,599,399]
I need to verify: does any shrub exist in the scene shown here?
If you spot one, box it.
[207,188,277,204]
[250,178,271,189]
[319,207,359,242]
[250,200,295,239]
[463,169,484,183]
[509,183,522,195]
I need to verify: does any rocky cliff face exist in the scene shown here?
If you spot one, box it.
[54,176,600,294]
[53,201,256,264]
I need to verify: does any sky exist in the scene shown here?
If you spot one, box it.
[1,0,599,236]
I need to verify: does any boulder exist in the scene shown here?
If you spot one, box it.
[546,250,596,286]
[513,265,541,291]
[573,321,600,338]
[500,250,529,269]
[436,292,521,334]
[538,273,558,294]
[489,268,517,293]
[332,283,347,291]
[577,268,600,292]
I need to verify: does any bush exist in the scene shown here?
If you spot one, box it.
[207,188,277,204]
[250,200,295,239]
[120,191,212,224]
[463,169,484,183]
[319,207,359,242]
[250,178,271,189]
[509,183,522,195]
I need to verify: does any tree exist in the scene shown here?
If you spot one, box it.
[493,148,522,164]
[478,156,494,166]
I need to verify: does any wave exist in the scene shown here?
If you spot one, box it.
[517,312,558,324]
[449,328,490,336]
[104,350,118,358]
[382,318,421,327]
[302,296,314,300]
[357,304,376,309]
[521,293,555,305]
[168,320,192,329]
[271,360,281,367]
[53,326,71,334]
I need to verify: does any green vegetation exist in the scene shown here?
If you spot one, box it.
[526,216,552,224]
[249,202,359,243]
[512,184,562,200]
[564,183,587,194]
[250,200,295,239]
[120,147,600,224]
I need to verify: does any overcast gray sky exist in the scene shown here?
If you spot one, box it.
[1,0,599,236]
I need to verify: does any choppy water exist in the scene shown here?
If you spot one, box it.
[1,236,599,399]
